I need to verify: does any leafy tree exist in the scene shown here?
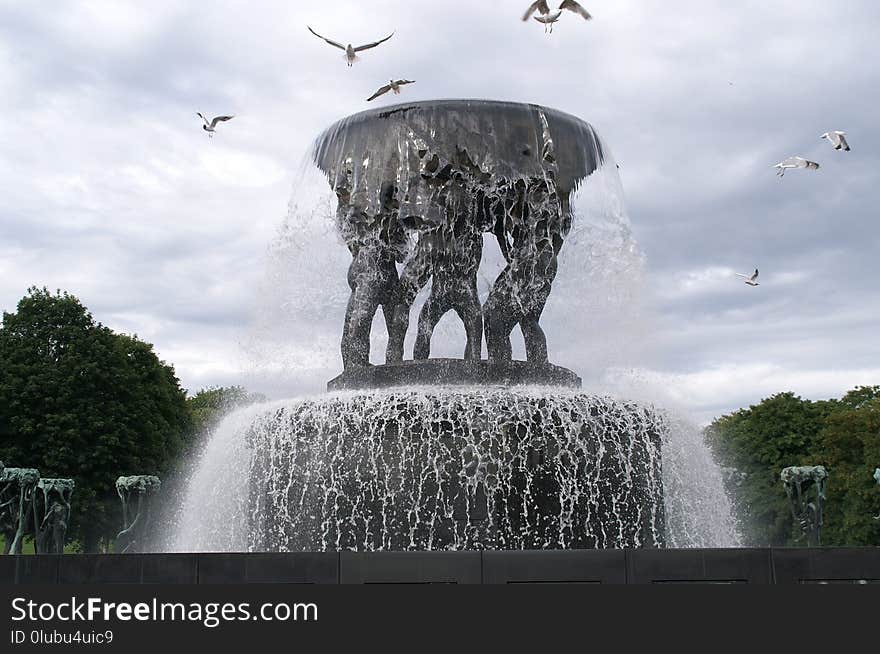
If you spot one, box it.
[812,387,880,545]
[187,385,266,435]
[707,386,880,547]
[705,392,834,546]
[0,287,192,551]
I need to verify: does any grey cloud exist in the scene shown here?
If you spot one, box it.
[1,0,878,419]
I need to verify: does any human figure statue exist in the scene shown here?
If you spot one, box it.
[336,176,407,369]
[33,478,74,554]
[313,102,599,377]
[411,211,483,360]
[873,467,880,521]
[781,465,828,546]
[0,466,40,555]
[484,175,567,363]
[115,475,161,553]
[387,147,487,363]
[483,112,570,364]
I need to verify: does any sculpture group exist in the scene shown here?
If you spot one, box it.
[313,102,589,372]
[0,460,160,554]
[0,461,73,554]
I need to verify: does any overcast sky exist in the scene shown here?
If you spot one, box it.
[1,0,878,423]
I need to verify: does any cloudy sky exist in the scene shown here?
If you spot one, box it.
[1,0,878,423]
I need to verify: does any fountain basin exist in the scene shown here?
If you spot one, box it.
[246,388,666,551]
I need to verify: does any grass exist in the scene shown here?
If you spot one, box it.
[0,534,82,554]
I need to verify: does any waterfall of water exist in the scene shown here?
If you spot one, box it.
[168,388,738,552]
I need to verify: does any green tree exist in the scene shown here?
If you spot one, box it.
[187,385,266,435]
[0,287,192,551]
[812,387,880,545]
[705,392,834,546]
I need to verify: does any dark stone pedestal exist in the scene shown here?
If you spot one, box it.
[327,359,582,391]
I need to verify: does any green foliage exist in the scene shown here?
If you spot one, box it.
[187,385,266,435]
[813,387,880,545]
[0,534,81,554]
[0,287,192,551]
[706,386,880,546]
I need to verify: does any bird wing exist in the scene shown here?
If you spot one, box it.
[353,31,394,52]
[559,0,592,19]
[307,27,346,50]
[522,0,550,20]
[735,273,749,279]
[805,160,820,170]
[367,84,392,101]
[837,134,850,150]
[750,269,759,282]
[196,112,210,126]
[394,79,415,85]
[210,115,234,128]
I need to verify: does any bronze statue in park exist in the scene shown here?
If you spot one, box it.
[33,478,75,554]
[781,465,828,546]
[0,463,40,554]
[115,475,161,553]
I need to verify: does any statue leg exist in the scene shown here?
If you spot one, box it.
[386,257,431,363]
[520,314,548,363]
[455,281,483,361]
[519,243,556,364]
[520,284,551,364]
[386,293,413,363]
[342,286,379,369]
[483,268,517,362]
[342,250,389,369]
[414,291,451,360]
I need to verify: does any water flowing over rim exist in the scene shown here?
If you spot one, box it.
[311,98,607,194]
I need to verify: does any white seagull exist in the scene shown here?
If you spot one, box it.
[367,79,415,102]
[773,156,820,177]
[821,131,851,152]
[522,0,592,33]
[196,113,234,138]
[307,27,394,66]
[735,269,760,287]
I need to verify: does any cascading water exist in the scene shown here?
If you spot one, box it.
[247,389,665,551]
[167,393,737,551]
[168,99,740,552]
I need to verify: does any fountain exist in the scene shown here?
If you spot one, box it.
[171,100,737,553]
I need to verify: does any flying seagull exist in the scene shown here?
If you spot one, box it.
[367,79,415,102]
[773,156,820,177]
[821,131,851,151]
[196,113,234,138]
[307,26,394,66]
[522,0,592,33]
[735,269,760,287]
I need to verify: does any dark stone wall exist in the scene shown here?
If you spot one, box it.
[3,549,879,584]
